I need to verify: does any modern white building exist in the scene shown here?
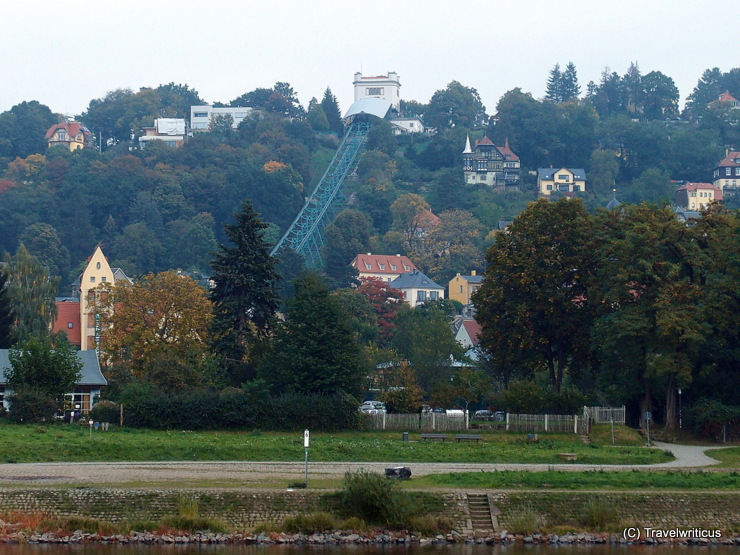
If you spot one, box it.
[190,105,254,131]
[353,72,401,113]
[138,118,187,148]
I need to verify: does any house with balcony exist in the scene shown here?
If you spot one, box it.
[45,121,92,151]
[713,150,740,197]
[138,118,186,148]
[537,167,587,195]
[676,182,723,211]
[463,135,520,188]
[390,269,444,308]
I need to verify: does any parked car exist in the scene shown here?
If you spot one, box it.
[445,409,465,417]
[359,401,386,415]
[474,410,493,420]
[493,411,506,421]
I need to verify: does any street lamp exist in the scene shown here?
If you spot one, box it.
[678,388,682,439]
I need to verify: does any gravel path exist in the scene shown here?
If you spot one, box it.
[0,442,727,487]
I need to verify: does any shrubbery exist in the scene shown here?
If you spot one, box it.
[496,380,589,415]
[7,387,58,423]
[117,387,361,431]
[688,398,740,441]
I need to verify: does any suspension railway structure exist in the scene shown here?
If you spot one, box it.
[270,98,392,268]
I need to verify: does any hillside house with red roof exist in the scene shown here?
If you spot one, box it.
[350,253,416,282]
[676,182,723,211]
[45,121,92,151]
[462,135,520,188]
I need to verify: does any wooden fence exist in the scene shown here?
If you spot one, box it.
[362,412,469,431]
[583,405,626,425]
[504,413,588,435]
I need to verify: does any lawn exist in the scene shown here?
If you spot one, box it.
[0,422,673,465]
[412,469,740,490]
[706,446,740,468]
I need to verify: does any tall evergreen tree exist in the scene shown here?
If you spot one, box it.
[545,63,563,103]
[259,272,363,396]
[210,201,280,374]
[0,269,16,348]
[320,87,343,135]
[561,62,581,102]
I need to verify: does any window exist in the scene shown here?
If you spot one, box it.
[403,265,410,271]
[87,335,95,347]
[727,168,732,176]
[193,112,208,118]
[390,264,396,271]
[57,131,67,141]
[417,291,427,301]
[87,313,95,327]
[573,185,580,192]
[430,291,439,300]
[558,174,570,181]
[460,285,464,293]
[96,262,101,269]
[67,322,74,329]
[735,168,740,176]
[366,87,384,95]
[546,184,553,191]
[365,263,372,270]
[379,264,385,270]
[90,276,96,283]
[690,192,696,197]
[101,276,107,283]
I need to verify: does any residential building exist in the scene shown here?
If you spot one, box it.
[44,121,92,151]
[452,317,481,361]
[390,269,444,308]
[709,91,740,110]
[138,118,186,148]
[0,349,107,414]
[350,253,416,282]
[537,167,587,195]
[712,150,740,196]
[448,271,483,306]
[676,182,723,211]
[353,72,401,113]
[190,105,253,131]
[413,209,440,238]
[390,117,425,135]
[57,246,132,352]
[462,135,520,187]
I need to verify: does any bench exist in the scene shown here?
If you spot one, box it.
[421,433,449,441]
[455,434,483,443]
[559,453,578,461]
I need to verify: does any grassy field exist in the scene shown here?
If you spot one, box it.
[0,421,674,465]
[707,446,740,468]
[411,469,740,489]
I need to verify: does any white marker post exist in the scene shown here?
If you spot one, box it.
[304,429,310,487]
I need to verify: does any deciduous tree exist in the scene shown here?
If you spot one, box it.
[0,269,15,348]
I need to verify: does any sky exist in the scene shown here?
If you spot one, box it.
[2,1,737,118]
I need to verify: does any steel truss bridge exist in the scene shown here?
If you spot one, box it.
[270,120,371,268]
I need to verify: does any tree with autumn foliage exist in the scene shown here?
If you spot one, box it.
[97,271,213,379]
[356,277,405,344]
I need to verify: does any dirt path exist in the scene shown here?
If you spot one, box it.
[0,442,727,487]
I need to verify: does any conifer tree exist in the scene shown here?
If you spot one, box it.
[545,63,563,103]
[259,272,363,396]
[561,62,581,102]
[210,201,280,370]
[320,87,343,135]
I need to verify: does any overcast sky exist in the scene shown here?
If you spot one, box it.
[3,1,737,117]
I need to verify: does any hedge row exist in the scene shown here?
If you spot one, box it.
[90,390,362,431]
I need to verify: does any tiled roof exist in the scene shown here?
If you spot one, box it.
[537,168,587,180]
[461,319,482,346]
[476,136,494,146]
[460,274,484,284]
[716,151,740,167]
[351,253,416,275]
[390,269,444,290]
[497,138,520,161]
[45,122,91,140]
[677,182,723,200]
[413,209,440,228]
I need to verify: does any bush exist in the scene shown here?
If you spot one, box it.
[7,387,58,423]
[89,400,119,424]
[688,399,740,441]
[282,512,336,533]
[580,498,614,529]
[334,469,412,527]
[505,507,547,534]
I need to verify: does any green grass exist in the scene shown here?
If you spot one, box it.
[707,447,740,468]
[588,424,646,446]
[412,469,740,490]
[0,421,672,465]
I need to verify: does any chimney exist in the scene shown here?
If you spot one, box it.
[471,270,477,276]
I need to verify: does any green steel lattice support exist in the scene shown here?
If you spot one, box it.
[270,120,371,268]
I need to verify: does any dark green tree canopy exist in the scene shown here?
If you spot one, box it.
[0,101,57,159]
[425,81,488,130]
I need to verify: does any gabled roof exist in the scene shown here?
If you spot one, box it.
[497,138,520,161]
[413,208,440,229]
[390,269,444,290]
[454,274,483,284]
[45,122,91,140]
[460,319,481,346]
[475,136,495,147]
[715,151,740,168]
[537,167,587,180]
[0,349,107,387]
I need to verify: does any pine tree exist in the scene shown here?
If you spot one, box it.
[545,63,563,103]
[320,87,343,135]
[561,62,581,102]
[210,201,280,369]
[259,272,363,396]
[0,269,16,348]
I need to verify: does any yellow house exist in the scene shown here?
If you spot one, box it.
[448,271,483,305]
[537,167,587,195]
[676,182,723,211]
[76,246,132,351]
[45,121,92,151]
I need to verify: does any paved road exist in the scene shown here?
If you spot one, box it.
[0,442,727,487]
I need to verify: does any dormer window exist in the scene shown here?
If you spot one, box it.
[390,264,396,271]
[57,131,67,141]
[403,265,410,271]
[379,264,385,270]
[365,263,372,270]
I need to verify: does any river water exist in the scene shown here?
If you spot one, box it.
[0,545,736,555]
